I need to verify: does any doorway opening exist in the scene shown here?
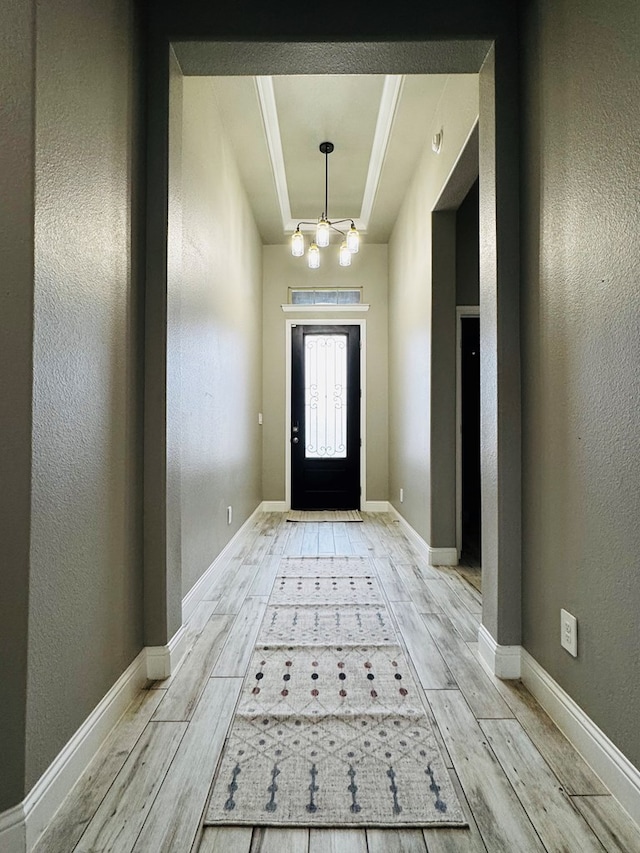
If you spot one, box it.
[149,37,522,672]
[454,176,481,571]
[458,312,481,567]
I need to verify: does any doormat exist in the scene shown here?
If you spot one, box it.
[286,510,363,522]
[204,558,466,828]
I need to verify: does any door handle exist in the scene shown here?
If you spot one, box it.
[292,437,299,444]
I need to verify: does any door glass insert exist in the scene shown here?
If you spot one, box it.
[304,334,348,458]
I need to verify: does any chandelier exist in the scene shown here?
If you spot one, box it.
[291,141,360,268]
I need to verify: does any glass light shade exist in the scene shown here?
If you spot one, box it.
[316,218,330,248]
[347,224,360,253]
[291,228,305,257]
[339,241,352,267]
[308,243,320,269]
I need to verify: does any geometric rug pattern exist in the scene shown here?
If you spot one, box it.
[259,605,395,646]
[272,556,373,576]
[205,556,466,827]
[269,575,383,605]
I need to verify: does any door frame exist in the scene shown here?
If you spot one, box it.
[149,36,522,667]
[456,305,480,557]
[285,318,366,511]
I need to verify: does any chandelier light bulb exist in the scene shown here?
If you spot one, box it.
[291,228,305,257]
[339,241,352,267]
[308,242,320,269]
[347,223,359,254]
[316,218,330,248]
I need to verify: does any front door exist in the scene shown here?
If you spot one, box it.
[291,324,361,510]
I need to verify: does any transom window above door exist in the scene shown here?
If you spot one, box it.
[289,288,362,305]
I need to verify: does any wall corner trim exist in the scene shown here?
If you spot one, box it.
[0,648,149,853]
[477,624,522,679]
[362,500,390,512]
[521,650,640,826]
[260,500,288,512]
[387,504,458,566]
[145,624,188,680]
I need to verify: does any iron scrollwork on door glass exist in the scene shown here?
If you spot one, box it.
[304,334,347,458]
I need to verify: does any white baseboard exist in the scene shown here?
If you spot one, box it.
[1,503,269,852]
[477,624,522,679]
[428,546,459,566]
[260,500,287,512]
[387,504,458,566]
[362,500,390,512]
[521,649,640,826]
[0,648,149,853]
[145,623,188,680]
[182,502,266,624]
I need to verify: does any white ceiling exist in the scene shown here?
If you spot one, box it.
[209,74,456,245]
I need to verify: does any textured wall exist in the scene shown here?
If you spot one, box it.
[520,0,640,766]
[180,78,263,597]
[262,245,389,504]
[26,0,143,790]
[456,178,480,306]
[0,0,35,813]
[388,75,479,544]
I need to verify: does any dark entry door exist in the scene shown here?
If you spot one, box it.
[291,324,361,510]
[461,316,481,562]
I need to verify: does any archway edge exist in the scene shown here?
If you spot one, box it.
[171,40,493,76]
[144,37,521,660]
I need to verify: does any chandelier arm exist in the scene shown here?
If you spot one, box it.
[291,143,359,264]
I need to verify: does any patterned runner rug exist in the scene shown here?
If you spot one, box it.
[204,557,466,827]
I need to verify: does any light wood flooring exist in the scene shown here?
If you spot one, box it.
[35,512,640,853]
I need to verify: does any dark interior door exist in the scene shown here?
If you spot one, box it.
[291,324,361,510]
[461,316,481,563]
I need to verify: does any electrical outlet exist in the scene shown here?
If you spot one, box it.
[227,506,233,525]
[560,609,578,657]
[400,488,404,503]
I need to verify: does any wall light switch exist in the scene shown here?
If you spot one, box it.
[227,506,233,525]
[561,608,578,657]
[400,488,404,503]
[258,413,263,425]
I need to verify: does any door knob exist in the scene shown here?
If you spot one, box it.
[292,437,299,444]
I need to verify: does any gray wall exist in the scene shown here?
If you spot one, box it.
[456,178,480,306]
[388,75,479,543]
[3,0,144,799]
[262,246,388,504]
[178,78,263,596]
[0,0,36,814]
[520,0,640,767]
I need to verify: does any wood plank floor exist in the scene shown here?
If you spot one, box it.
[34,512,640,853]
